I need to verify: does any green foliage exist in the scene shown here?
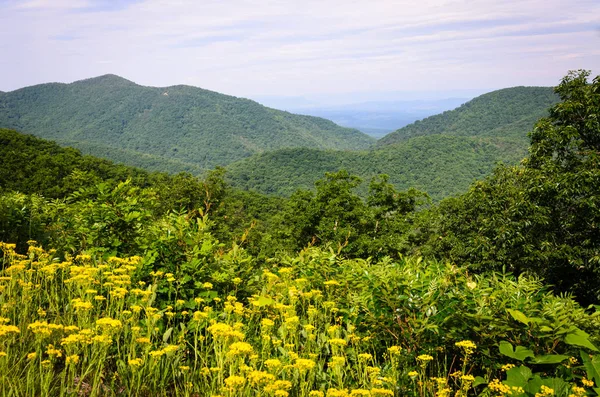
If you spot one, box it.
[225,86,558,201]
[0,128,154,198]
[226,134,528,201]
[0,74,374,173]
[423,70,600,304]
[378,86,558,146]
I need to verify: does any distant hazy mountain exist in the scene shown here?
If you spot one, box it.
[378,86,557,145]
[227,86,559,200]
[0,75,374,173]
[254,97,470,138]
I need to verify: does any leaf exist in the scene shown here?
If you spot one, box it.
[499,341,535,361]
[473,376,487,387]
[507,309,530,325]
[580,350,600,386]
[252,296,274,307]
[505,365,533,388]
[531,354,569,364]
[564,328,599,352]
[163,327,173,343]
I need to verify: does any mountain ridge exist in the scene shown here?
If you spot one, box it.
[0,74,374,173]
[226,86,560,200]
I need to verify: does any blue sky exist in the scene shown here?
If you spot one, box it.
[0,0,598,103]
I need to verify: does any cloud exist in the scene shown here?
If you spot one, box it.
[0,0,598,96]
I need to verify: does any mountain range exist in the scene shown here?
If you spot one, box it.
[226,86,558,200]
[0,75,559,200]
[0,74,373,173]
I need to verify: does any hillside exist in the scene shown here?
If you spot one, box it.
[227,87,559,200]
[226,135,527,200]
[378,86,558,145]
[0,75,374,172]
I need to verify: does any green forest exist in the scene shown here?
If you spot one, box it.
[0,76,559,201]
[0,74,373,173]
[0,70,599,396]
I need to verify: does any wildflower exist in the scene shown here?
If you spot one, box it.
[163,345,179,354]
[568,357,578,366]
[370,388,394,396]
[455,340,477,355]
[501,363,515,371]
[417,354,433,364]
[71,299,93,311]
[233,277,242,285]
[329,356,346,367]
[91,334,112,344]
[128,358,144,367]
[387,346,401,355]
[295,358,317,371]
[149,350,165,358]
[349,389,370,396]
[309,392,325,397]
[0,352,7,358]
[535,385,554,397]
[247,370,275,385]
[264,358,282,370]
[408,371,418,378]
[582,378,595,387]
[329,338,347,347]
[27,352,37,360]
[270,380,293,391]
[179,365,190,371]
[326,389,349,397]
[46,344,62,358]
[0,324,20,337]
[96,317,122,329]
[202,282,213,290]
[66,354,79,365]
[227,342,254,357]
[358,353,373,361]
[224,375,246,388]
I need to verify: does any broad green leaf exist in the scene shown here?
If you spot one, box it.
[531,354,569,364]
[473,376,487,387]
[507,309,530,325]
[252,296,274,307]
[499,341,535,361]
[580,350,600,385]
[505,365,532,388]
[163,327,173,343]
[565,328,599,352]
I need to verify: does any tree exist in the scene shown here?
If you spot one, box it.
[426,70,600,304]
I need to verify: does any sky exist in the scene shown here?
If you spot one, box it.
[0,0,599,103]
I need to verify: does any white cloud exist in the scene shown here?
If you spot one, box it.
[0,0,598,96]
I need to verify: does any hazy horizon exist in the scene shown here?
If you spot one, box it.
[1,0,598,102]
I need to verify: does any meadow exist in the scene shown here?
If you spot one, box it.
[1,240,599,396]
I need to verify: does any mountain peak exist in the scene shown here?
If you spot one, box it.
[77,74,136,86]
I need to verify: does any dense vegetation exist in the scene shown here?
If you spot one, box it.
[226,87,557,200]
[226,134,527,200]
[0,70,598,396]
[0,74,373,173]
[378,87,558,145]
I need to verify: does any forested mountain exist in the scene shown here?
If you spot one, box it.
[226,135,526,200]
[378,86,558,145]
[0,72,599,396]
[226,87,558,200]
[0,75,374,172]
